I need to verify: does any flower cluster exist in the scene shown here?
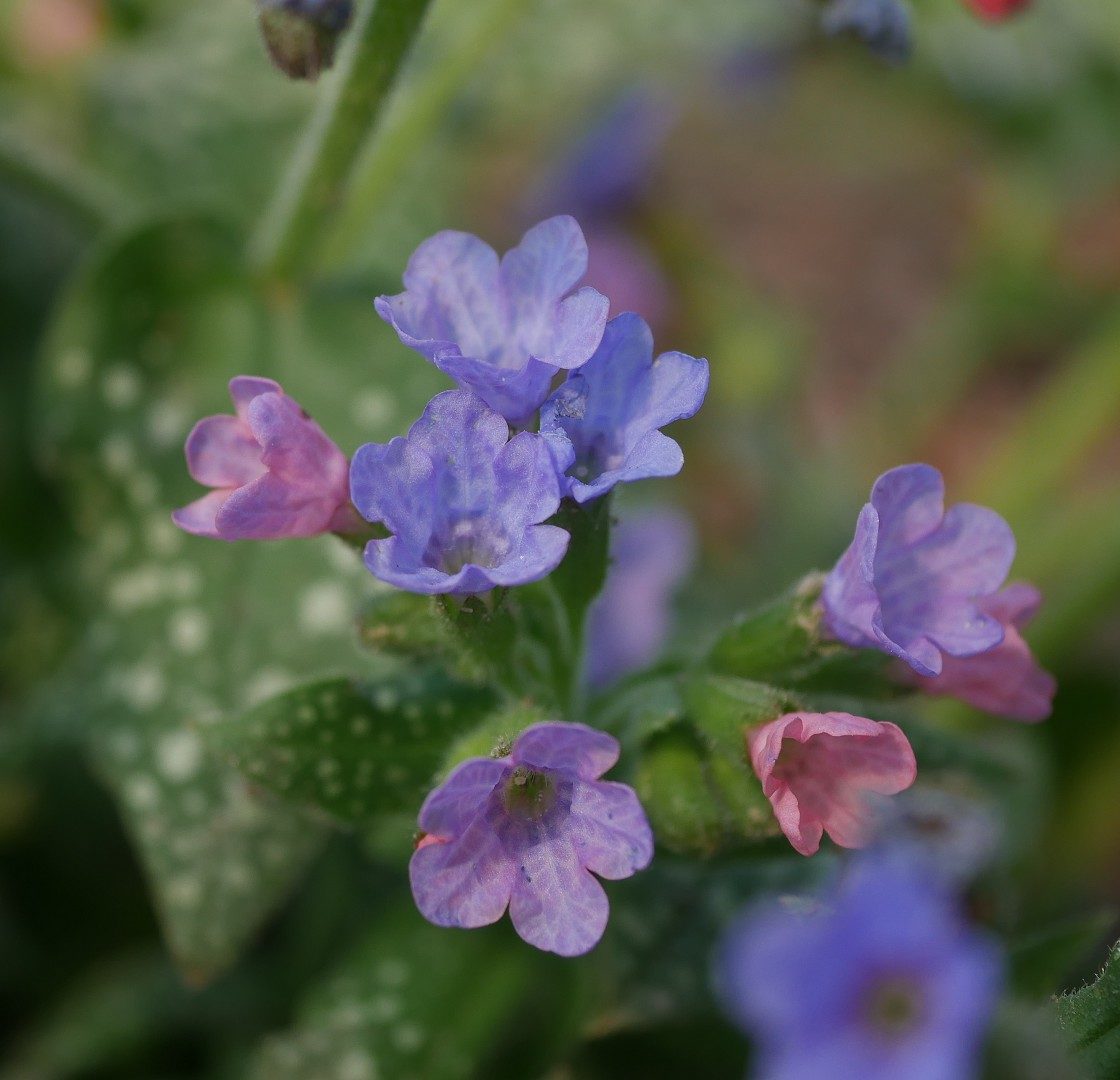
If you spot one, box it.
[743,463,1052,860]
[173,216,704,954]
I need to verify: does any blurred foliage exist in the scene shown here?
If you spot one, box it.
[2,0,1120,1076]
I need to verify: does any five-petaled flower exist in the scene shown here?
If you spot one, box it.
[349,389,568,595]
[409,722,654,956]
[748,711,917,856]
[375,216,610,427]
[822,463,1016,678]
[172,376,354,541]
[909,583,1055,722]
[717,853,1002,1080]
[540,312,708,503]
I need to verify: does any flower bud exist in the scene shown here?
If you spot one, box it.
[257,0,354,81]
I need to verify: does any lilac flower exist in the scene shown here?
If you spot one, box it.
[172,376,354,541]
[540,313,708,503]
[821,0,914,67]
[349,390,568,595]
[375,217,610,426]
[822,464,1016,678]
[910,583,1056,722]
[748,711,917,857]
[527,87,675,222]
[410,722,653,956]
[717,853,1002,1080]
[583,508,696,689]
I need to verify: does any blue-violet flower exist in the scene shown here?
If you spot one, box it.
[822,463,1016,678]
[410,722,654,956]
[349,390,568,595]
[717,853,1002,1080]
[540,312,708,503]
[375,216,610,426]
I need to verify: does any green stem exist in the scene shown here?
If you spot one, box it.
[316,0,526,274]
[249,0,435,282]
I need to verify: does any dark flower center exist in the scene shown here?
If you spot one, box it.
[502,766,559,821]
[862,975,926,1039]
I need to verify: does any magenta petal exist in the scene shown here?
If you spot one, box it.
[418,758,507,836]
[569,779,654,879]
[914,584,1055,722]
[229,375,282,418]
[409,818,517,930]
[171,489,233,539]
[507,837,609,956]
[512,722,620,780]
[247,392,349,496]
[183,415,264,488]
[215,472,342,539]
[749,712,917,856]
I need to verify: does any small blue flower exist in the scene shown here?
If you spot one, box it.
[349,390,568,595]
[821,0,914,67]
[717,853,1002,1080]
[822,464,1016,677]
[375,217,610,427]
[540,313,709,503]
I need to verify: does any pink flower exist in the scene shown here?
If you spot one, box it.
[911,583,1055,722]
[748,711,917,856]
[172,376,354,540]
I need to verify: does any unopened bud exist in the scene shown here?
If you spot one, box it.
[257,0,354,81]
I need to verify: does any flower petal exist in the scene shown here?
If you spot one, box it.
[215,472,343,539]
[418,757,508,837]
[183,415,264,488]
[229,375,281,418]
[568,779,654,879]
[507,836,610,956]
[409,817,516,931]
[512,722,620,780]
[171,489,233,539]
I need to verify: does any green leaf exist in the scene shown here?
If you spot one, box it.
[1055,940,1120,1078]
[250,907,549,1080]
[32,212,439,978]
[204,671,495,825]
[438,699,550,777]
[1011,911,1116,1000]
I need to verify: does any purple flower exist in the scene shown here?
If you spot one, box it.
[527,86,675,222]
[349,390,568,595]
[717,853,1002,1080]
[821,0,913,67]
[172,376,354,541]
[410,722,654,956]
[540,313,709,503]
[375,217,610,427]
[584,508,696,689]
[822,464,1016,678]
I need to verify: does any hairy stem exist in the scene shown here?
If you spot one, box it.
[249,0,434,282]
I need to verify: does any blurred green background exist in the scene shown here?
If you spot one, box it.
[2,0,1120,1076]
